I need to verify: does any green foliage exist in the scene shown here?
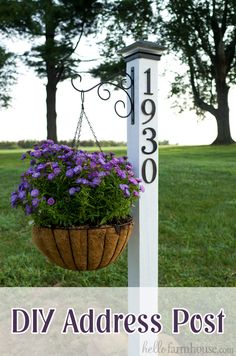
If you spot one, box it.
[0,45,16,108]
[0,0,106,140]
[92,0,153,78]
[157,0,236,116]
[31,170,133,227]
[11,141,142,227]
[92,0,236,143]
[91,59,125,82]
[0,0,104,79]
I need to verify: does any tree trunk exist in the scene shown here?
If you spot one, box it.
[45,9,58,143]
[46,75,57,143]
[212,82,234,145]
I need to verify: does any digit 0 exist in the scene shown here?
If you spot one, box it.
[141,159,157,184]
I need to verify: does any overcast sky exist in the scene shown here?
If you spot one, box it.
[1,36,236,145]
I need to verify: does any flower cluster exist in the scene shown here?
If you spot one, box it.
[11,140,144,227]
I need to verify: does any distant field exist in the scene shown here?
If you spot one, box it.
[0,145,236,286]
[0,146,127,154]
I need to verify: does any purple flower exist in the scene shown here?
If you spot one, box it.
[69,187,76,195]
[124,189,130,197]
[129,177,138,185]
[11,192,18,200]
[11,193,18,207]
[75,157,84,166]
[103,163,113,170]
[30,159,36,166]
[33,151,42,158]
[27,167,34,174]
[90,162,97,169]
[48,173,55,180]
[25,204,33,215]
[32,198,40,207]
[98,158,105,165]
[111,158,119,164]
[128,170,135,177]
[66,169,74,178]
[73,165,82,174]
[18,191,26,200]
[47,197,55,206]
[31,189,39,197]
[11,144,144,221]
[98,171,107,177]
[54,168,61,176]
[88,171,99,179]
[52,144,60,151]
[76,178,89,185]
[45,139,54,145]
[90,177,101,187]
[126,163,133,170]
[22,181,30,189]
[65,151,73,158]
[37,163,45,170]
[32,172,40,178]
[119,184,129,191]
[119,184,130,198]
[21,153,26,160]
[140,185,145,192]
[116,169,126,179]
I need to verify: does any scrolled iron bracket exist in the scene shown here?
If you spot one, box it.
[71,68,135,125]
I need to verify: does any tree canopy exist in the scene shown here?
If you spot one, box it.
[0,45,16,108]
[91,0,153,80]
[0,0,235,144]
[0,0,104,141]
[158,0,236,144]
[94,0,236,144]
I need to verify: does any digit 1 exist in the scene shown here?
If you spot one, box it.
[144,68,153,95]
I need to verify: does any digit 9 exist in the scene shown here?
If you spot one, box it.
[141,99,156,125]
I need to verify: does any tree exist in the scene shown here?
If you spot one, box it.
[93,0,236,145]
[91,0,153,80]
[0,45,16,108]
[157,0,236,144]
[0,0,103,142]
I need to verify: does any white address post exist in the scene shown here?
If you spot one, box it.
[121,41,165,355]
[121,41,165,288]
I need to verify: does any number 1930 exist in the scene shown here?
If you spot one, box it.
[141,68,157,184]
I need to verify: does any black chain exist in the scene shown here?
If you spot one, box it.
[72,109,84,149]
[72,92,102,152]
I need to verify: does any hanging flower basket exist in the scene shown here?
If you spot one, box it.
[32,220,133,271]
[11,140,144,271]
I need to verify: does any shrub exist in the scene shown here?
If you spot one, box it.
[11,140,144,227]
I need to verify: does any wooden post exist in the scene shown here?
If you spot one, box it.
[121,41,165,287]
[120,41,165,355]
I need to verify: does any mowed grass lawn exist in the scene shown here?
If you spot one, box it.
[0,145,236,286]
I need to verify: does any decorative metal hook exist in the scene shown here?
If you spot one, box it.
[71,68,135,124]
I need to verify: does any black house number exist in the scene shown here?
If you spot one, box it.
[141,68,157,184]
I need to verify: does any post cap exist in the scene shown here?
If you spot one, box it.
[120,40,166,61]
